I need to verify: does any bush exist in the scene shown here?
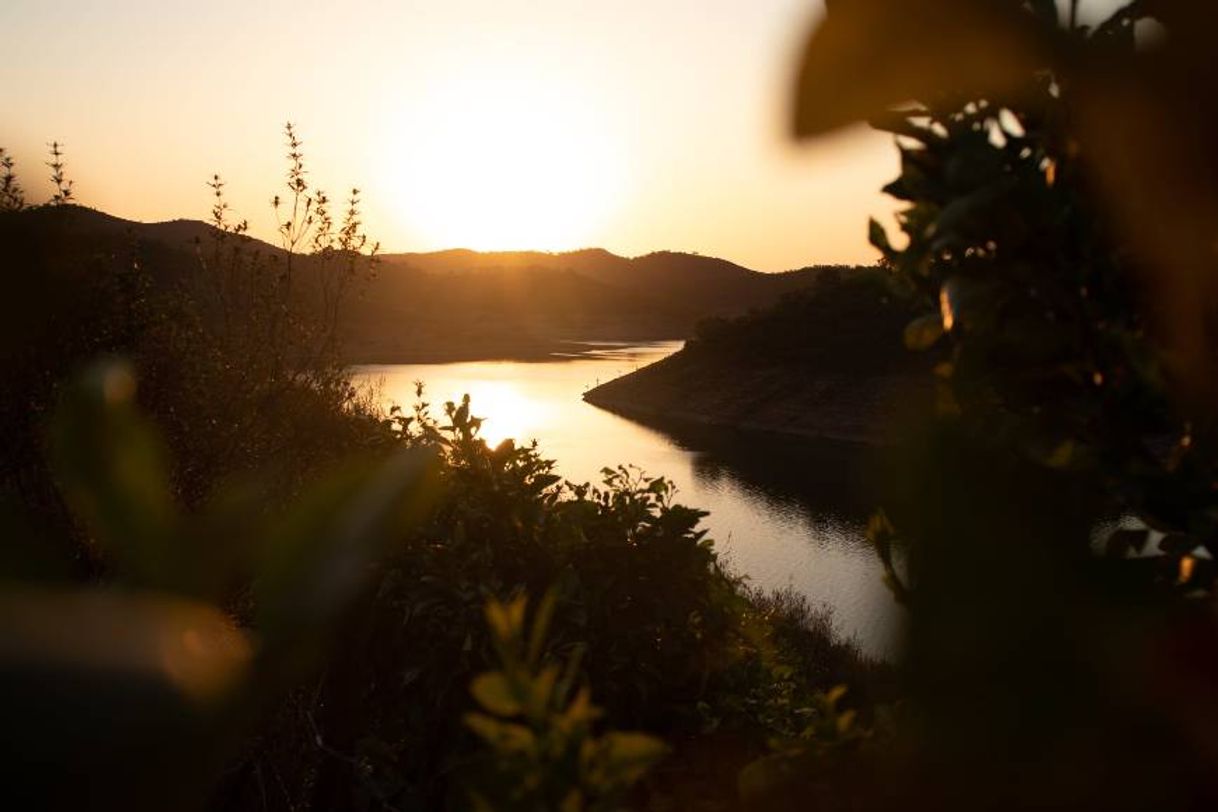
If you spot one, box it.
[689,268,922,375]
[791,2,1218,808]
[263,393,879,810]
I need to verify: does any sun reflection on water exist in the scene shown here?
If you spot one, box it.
[368,364,554,450]
[456,380,548,448]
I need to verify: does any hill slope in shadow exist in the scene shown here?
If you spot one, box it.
[583,268,933,443]
[10,206,862,362]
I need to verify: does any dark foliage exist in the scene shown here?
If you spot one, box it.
[783,1,1218,809]
[239,399,880,810]
[688,267,922,374]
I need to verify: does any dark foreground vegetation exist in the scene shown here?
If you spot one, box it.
[6,1,1218,809]
[625,1,1218,807]
[0,131,883,811]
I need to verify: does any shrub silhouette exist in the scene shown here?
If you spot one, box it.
[782,1,1218,808]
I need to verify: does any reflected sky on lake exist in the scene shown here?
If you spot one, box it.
[354,342,902,658]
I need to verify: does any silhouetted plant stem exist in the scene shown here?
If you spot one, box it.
[0,148,26,212]
[46,141,73,205]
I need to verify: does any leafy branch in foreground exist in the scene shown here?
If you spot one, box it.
[850,3,1217,598]
[0,359,438,809]
[464,592,668,812]
[786,2,1218,807]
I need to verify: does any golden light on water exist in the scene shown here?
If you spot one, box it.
[463,380,549,447]
[373,368,553,449]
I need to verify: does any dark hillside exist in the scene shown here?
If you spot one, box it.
[9,206,861,362]
[584,268,932,443]
[365,248,861,359]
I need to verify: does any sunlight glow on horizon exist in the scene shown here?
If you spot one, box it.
[382,58,630,252]
[0,0,905,271]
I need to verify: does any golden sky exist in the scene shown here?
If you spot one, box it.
[1,0,904,271]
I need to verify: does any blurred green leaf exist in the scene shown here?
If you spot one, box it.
[48,359,178,587]
[869,217,893,254]
[0,585,251,704]
[256,447,439,654]
[597,731,668,780]
[464,712,535,752]
[472,672,523,716]
[792,0,1048,138]
[904,313,945,351]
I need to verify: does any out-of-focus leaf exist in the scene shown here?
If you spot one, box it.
[792,0,1050,137]
[1045,440,1075,468]
[793,0,1218,414]
[526,589,558,668]
[464,712,535,752]
[176,476,278,601]
[596,731,669,781]
[486,594,528,654]
[528,664,560,718]
[931,181,1011,249]
[0,585,251,704]
[1071,56,1218,408]
[48,359,177,587]
[869,217,893,254]
[0,585,253,809]
[869,108,937,142]
[904,313,945,351]
[938,276,997,332]
[256,448,439,654]
[737,751,808,806]
[471,672,523,716]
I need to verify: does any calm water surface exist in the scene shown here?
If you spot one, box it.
[354,341,901,658]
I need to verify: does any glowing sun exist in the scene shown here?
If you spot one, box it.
[387,66,628,252]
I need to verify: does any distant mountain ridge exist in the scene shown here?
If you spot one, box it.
[380,247,757,281]
[377,246,818,295]
[13,205,866,362]
[354,247,850,361]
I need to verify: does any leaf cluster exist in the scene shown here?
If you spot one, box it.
[463,593,668,812]
[787,1,1218,806]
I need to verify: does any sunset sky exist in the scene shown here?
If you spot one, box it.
[0,0,906,271]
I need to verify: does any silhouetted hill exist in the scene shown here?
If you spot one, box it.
[584,268,933,443]
[8,206,859,362]
[9,206,218,251]
[362,247,838,359]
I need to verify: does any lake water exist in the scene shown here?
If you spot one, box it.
[354,341,901,658]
